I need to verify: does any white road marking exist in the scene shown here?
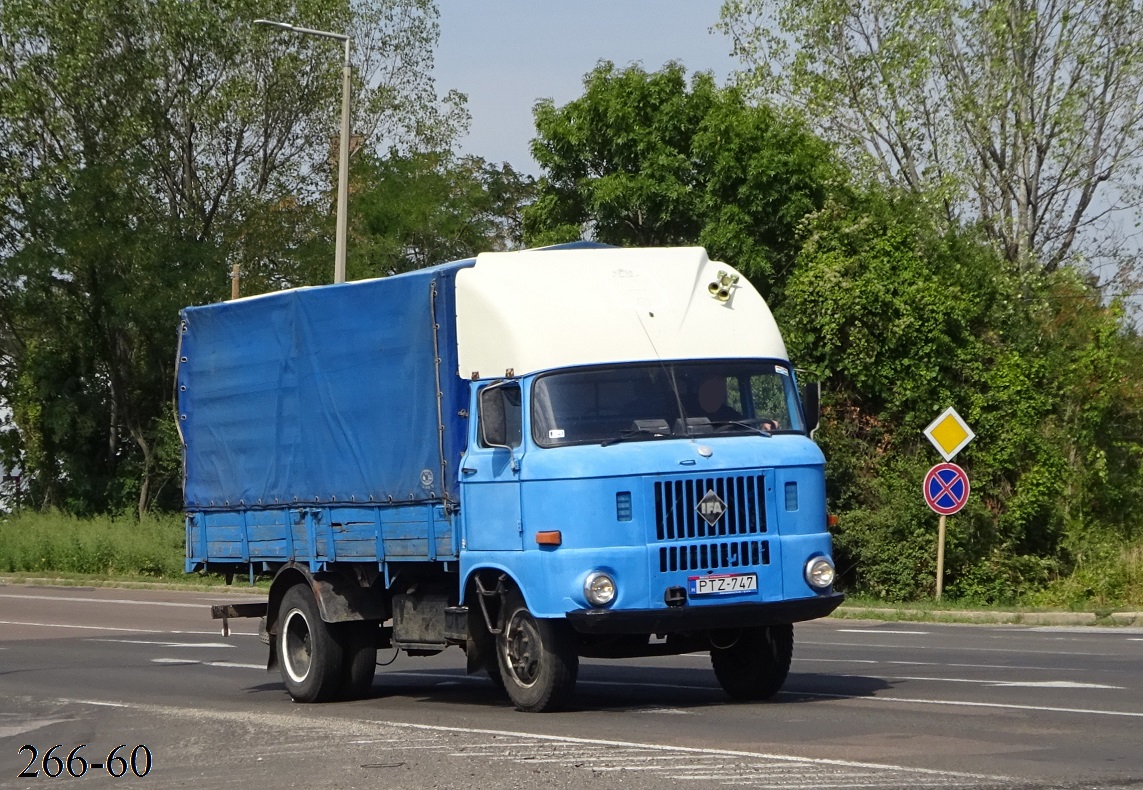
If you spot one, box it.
[0,717,72,738]
[1024,626,1143,634]
[885,675,1123,689]
[801,640,1106,656]
[0,620,163,633]
[69,699,130,708]
[150,657,263,669]
[788,690,1143,718]
[52,697,1009,787]
[835,628,931,635]
[91,639,234,648]
[885,659,1083,672]
[386,720,1010,781]
[987,680,1122,689]
[393,670,720,693]
[390,670,1140,719]
[799,657,1083,672]
[205,661,264,670]
[0,592,205,608]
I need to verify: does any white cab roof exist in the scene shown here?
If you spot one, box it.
[455,246,788,380]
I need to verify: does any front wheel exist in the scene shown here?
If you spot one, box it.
[496,590,578,712]
[278,584,344,703]
[710,624,793,701]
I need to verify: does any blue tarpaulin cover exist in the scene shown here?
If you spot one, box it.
[177,261,473,511]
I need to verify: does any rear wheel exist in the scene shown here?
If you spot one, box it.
[710,624,793,701]
[336,621,378,700]
[496,590,578,712]
[278,584,344,703]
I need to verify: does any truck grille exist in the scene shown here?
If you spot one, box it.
[653,475,766,541]
[659,539,770,572]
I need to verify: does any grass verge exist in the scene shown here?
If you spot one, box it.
[0,510,184,578]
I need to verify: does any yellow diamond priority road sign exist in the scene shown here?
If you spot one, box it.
[923,406,975,461]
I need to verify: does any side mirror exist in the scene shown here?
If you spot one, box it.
[801,380,821,436]
[479,386,509,448]
[479,382,522,448]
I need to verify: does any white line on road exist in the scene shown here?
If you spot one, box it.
[52,697,1008,786]
[788,690,1143,718]
[91,639,234,648]
[390,672,1133,717]
[0,592,205,608]
[69,700,131,708]
[796,657,1084,672]
[382,720,1011,780]
[885,659,1083,672]
[394,670,721,693]
[801,640,1106,656]
[0,620,163,633]
[882,675,1123,689]
[835,629,931,635]
[150,657,263,669]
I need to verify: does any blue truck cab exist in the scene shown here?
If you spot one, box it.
[179,245,842,712]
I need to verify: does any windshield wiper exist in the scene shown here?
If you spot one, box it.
[600,419,671,447]
[707,418,773,437]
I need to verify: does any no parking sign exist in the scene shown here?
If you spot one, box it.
[923,463,970,515]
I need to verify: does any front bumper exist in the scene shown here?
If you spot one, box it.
[566,592,844,635]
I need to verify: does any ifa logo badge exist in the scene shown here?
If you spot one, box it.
[696,489,727,526]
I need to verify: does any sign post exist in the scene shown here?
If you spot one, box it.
[923,462,970,598]
[922,407,975,600]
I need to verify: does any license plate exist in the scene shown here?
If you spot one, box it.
[688,573,758,596]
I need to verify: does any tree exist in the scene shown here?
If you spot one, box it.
[719,0,1143,274]
[525,61,843,298]
[780,191,1143,601]
[0,0,466,515]
[350,151,535,277]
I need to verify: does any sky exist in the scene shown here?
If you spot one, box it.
[433,1,737,175]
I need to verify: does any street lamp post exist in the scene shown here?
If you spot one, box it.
[255,19,351,285]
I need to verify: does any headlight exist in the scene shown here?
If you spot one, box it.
[805,556,835,590]
[583,571,616,606]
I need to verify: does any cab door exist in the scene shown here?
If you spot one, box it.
[459,381,524,551]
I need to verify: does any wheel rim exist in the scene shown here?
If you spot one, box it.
[503,609,542,687]
[282,607,312,683]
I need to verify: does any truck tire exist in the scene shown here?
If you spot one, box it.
[710,624,793,701]
[278,584,344,703]
[337,621,378,700]
[496,590,578,712]
[484,657,505,690]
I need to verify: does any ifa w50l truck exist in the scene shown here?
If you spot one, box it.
[178,244,843,712]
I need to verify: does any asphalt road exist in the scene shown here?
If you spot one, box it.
[2,584,1141,789]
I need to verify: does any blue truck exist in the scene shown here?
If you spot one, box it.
[178,244,842,712]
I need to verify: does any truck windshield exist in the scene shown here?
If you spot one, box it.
[531,361,806,447]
